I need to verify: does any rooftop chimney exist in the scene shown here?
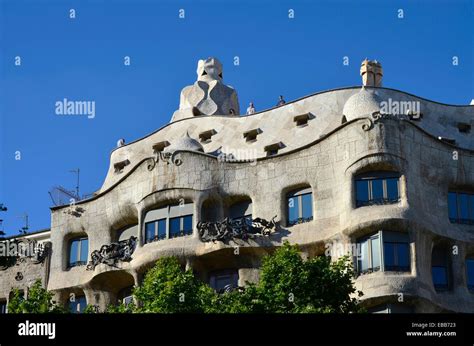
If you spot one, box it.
[360,59,383,87]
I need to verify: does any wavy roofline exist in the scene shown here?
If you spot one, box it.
[110,85,473,155]
[51,116,474,211]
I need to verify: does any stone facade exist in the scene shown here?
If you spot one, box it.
[1,58,473,313]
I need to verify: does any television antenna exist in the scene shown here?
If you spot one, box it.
[18,213,29,235]
[48,168,82,206]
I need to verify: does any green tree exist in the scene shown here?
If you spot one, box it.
[133,257,215,313]
[8,280,66,313]
[246,242,363,313]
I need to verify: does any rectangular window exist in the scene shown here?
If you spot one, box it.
[169,217,181,238]
[432,266,448,290]
[356,180,369,206]
[69,240,78,266]
[210,270,239,293]
[467,259,474,292]
[287,189,313,225]
[0,301,6,314]
[145,222,155,243]
[157,219,167,239]
[301,193,313,220]
[448,191,474,224]
[183,215,193,235]
[69,237,88,267]
[357,234,381,274]
[79,238,88,263]
[288,196,300,225]
[384,242,410,271]
[386,178,399,202]
[69,296,87,313]
[355,173,400,207]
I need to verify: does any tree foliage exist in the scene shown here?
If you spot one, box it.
[9,243,363,314]
[8,280,66,313]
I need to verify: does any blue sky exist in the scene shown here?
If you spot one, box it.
[0,0,472,236]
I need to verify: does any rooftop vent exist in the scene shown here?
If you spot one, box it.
[264,142,285,157]
[152,141,171,153]
[243,128,262,142]
[114,159,130,174]
[199,129,217,143]
[457,122,471,133]
[293,112,315,127]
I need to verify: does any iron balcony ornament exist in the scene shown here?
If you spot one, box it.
[197,216,277,242]
[87,236,137,270]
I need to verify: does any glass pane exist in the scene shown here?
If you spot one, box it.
[467,259,474,290]
[69,240,78,266]
[469,195,474,222]
[183,215,193,235]
[157,219,166,240]
[459,193,469,223]
[80,239,88,263]
[145,222,155,243]
[386,178,399,202]
[371,179,384,202]
[358,239,369,272]
[169,217,181,238]
[384,243,395,269]
[432,266,447,289]
[301,193,313,220]
[448,192,458,222]
[356,180,369,206]
[287,196,299,224]
[398,243,410,270]
[371,236,380,270]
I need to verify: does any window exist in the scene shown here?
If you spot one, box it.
[209,270,239,293]
[229,199,252,224]
[466,258,474,292]
[264,142,285,156]
[145,219,166,243]
[431,245,450,291]
[69,295,87,313]
[0,300,6,314]
[355,172,400,207]
[448,191,474,225]
[144,202,194,243]
[287,188,313,225]
[357,231,410,274]
[69,237,88,267]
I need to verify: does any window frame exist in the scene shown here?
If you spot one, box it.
[448,190,474,225]
[355,172,401,208]
[68,237,88,268]
[209,269,239,294]
[286,187,313,226]
[144,202,194,244]
[356,231,410,275]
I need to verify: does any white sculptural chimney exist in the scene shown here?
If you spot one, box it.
[360,59,383,87]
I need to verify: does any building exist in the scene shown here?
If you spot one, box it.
[1,57,474,313]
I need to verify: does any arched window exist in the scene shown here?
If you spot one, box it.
[357,231,410,274]
[286,187,313,225]
[431,244,450,291]
[68,237,88,267]
[144,201,194,243]
[355,172,400,207]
